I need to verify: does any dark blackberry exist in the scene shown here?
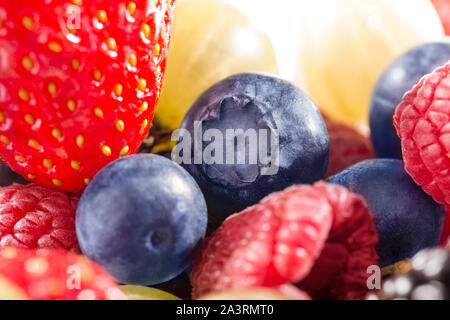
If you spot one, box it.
[369,248,450,300]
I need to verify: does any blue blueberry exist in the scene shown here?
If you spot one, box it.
[76,154,207,285]
[370,42,450,159]
[328,159,445,267]
[0,163,28,186]
[176,73,329,222]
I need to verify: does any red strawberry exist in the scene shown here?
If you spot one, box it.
[0,0,175,191]
[432,0,450,35]
[0,247,126,300]
[324,117,375,177]
[191,182,378,300]
[0,184,80,252]
[394,62,450,205]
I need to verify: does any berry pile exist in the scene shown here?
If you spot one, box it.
[370,42,450,159]
[191,182,378,300]
[329,159,445,267]
[0,0,449,301]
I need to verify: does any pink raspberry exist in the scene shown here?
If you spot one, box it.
[394,62,450,205]
[191,182,378,300]
[0,184,80,252]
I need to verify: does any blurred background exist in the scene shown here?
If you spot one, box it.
[155,0,447,133]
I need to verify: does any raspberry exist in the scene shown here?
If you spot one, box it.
[0,184,79,252]
[325,118,375,177]
[191,182,378,300]
[440,207,450,246]
[394,62,450,205]
[0,247,125,300]
[296,184,378,299]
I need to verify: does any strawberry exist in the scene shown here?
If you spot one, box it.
[0,0,175,191]
[0,247,126,300]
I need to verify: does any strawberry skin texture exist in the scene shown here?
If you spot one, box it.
[0,0,175,191]
[0,247,126,300]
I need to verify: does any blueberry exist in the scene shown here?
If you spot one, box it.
[328,159,445,267]
[370,42,450,159]
[76,154,207,285]
[176,73,329,222]
[0,163,28,186]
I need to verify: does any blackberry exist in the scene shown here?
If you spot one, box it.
[369,248,450,300]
